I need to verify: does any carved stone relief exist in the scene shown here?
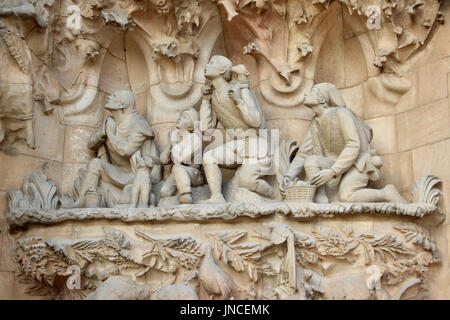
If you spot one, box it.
[0,0,447,300]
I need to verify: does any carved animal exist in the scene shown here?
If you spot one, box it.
[86,276,200,300]
[152,284,199,300]
[297,268,421,300]
[131,156,154,208]
[198,245,242,299]
[85,276,152,300]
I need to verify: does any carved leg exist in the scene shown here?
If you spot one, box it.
[74,158,102,207]
[238,164,275,199]
[339,168,407,203]
[160,173,177,198]
[201,146,228,203]
[199,164,225,203]
[173,164,193,204]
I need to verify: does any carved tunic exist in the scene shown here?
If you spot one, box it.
[211,84,252,130]
[287,106,373,178]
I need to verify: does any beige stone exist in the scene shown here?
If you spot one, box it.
[371,152,413,193]
[0,271,15,299]
[341,84,365,119]
[63,126,96,163]
[0,153,62,191]
[396,98,450,151]
[418,58,449,106]
[344,37,368,88]
[0,0,448,301]
[412,139,450,182]
[395,71,419,114]
[366,115,397,154]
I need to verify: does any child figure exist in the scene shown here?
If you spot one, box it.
[160,108,204,204]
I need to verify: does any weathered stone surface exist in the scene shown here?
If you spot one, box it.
[396,99,450,152]
[0,0,448,301]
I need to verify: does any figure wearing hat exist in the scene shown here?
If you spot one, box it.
[160,108,205,204]
[73,89,161,208]
[282,83,406,204]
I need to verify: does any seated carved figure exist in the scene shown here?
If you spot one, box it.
[160,108,204,204]
[200,56,274,203]
[282,82,406,203]
[74,89,161,208]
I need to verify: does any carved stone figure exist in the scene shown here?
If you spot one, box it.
[199,244,243,299]
[282,82,407,203]
[85,276,152,300]
[160,108,204,204]
[86,276,199,300]
[296,266,421,300]
[0,0,50,148]
[200,56,274,203]
[152,284,199,300]
[73,89,161,208]
[0,0,447,302]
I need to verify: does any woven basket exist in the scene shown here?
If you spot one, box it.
[283,184,316,202]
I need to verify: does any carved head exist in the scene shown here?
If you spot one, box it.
[304,82,345,109]
[105,89,136,111]
[176,107,199,131]
[204,55,232,81]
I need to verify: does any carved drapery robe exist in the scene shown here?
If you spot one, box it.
[88,110,160,205]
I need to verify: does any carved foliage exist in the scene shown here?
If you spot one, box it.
[8,170,59,212]
[136,228,203,271]
[206,230,274,282]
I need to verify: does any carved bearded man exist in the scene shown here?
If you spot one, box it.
[201,56,274,203]
[283,82,407,203]
[74,89,161,208]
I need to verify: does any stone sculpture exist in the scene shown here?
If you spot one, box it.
[0,0,50,148]
[86,276,199,300]
[72,89,161,208]
[200,55,274,203]
[160,108,204,204]
[0,0,447,301]
[282,82,407,203]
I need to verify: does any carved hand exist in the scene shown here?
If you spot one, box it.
[282,176,293,188]
[105,117,116,137]
[311,169,335,186]
[228,85,243,105]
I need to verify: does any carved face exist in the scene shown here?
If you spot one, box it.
[204,56,231,80]
[304,86,325,107]
[176,110,194,130]
[105,92,121,110]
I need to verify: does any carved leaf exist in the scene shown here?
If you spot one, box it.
[8,170,59,212]
[313,227,359,260]
[356,233,415,262]
[136,228,203,271]
[394,224,437,254]
[412,175,441,205]
[206,230,274,282]
[295,248,320,266]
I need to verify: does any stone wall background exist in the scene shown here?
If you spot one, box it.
[0,1,449,299]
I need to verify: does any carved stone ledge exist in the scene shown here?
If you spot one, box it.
[6,201,438,229]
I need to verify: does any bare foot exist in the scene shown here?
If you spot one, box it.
[179,193,193,205]
[199,194,226,204]
[384,184,408,203]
